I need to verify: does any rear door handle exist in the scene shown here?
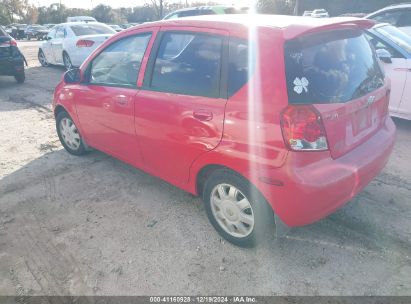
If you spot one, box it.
[193,110,213,121]
[115,95,128,106]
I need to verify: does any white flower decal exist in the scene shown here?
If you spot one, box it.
[293,77,309,94]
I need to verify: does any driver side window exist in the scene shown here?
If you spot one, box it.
[89,33,152,87]
[47,28,56,40]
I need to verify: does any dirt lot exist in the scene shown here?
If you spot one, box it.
[0,40,410,296]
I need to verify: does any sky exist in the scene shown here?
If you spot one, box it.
[29,0,250,10]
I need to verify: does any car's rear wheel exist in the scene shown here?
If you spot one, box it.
[63,52,73,70]
[56,111,87,156]
[14,70,25,83]
[203,169,275,247]
[38,49,48,67]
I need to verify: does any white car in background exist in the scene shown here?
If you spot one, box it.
[367,24,411,120]
[366,3,411,36]
[38,22,115,69]
[67,16,97,22]
[311,9,329,18]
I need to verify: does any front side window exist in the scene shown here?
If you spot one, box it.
[150,32,223,98]
[89,33,151,87]
[55,27,65,38]
[285,29,384,104]
[47,28,56,39]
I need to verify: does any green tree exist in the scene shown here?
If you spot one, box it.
[0,2,12,24]
[1,0,29,23]
[147,0,165,20]
[92,4,114,23]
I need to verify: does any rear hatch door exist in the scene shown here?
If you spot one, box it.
[284,28,389,159]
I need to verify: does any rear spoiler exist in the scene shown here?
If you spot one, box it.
[283,18,376,40]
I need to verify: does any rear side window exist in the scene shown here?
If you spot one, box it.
[397,10,411,27]
[284,29,384,104]
[89,33,151,87]
[70,24,115,36]
[371,10,402,25]
[150,32,223,98]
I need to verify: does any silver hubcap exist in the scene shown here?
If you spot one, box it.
[39,51,47,65]
[210,184,255,238]
[59,117,81,150]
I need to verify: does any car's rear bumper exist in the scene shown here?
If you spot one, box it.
[0,57,24,76]
[259,117,396,227]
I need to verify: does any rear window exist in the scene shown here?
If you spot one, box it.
[70,24,115,36]
[179,9,214,17]
[284,29,384,104]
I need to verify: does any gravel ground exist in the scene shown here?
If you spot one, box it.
[0,40,410,296]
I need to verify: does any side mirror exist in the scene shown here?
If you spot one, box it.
[64,68,81,83]
[376,49,392,64]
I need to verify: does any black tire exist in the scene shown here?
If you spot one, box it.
[63,52,73,70]
[14,70,25,83]
[56,111,87,156]
[202,169,275,248]
[38,49,49,67]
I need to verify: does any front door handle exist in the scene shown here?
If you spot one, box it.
[193,110,213,121]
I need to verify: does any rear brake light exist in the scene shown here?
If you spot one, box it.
[0,39,17,47]
[280,105,328,151]
[76,40,95,47]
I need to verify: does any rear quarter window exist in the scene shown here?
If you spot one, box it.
[284,29,385,104]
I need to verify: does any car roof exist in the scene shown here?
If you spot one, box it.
[169,5,231,12]
[58,22,106,26]
[137,14,374,40]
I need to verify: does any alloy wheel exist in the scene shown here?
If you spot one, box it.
[38,50,48,66]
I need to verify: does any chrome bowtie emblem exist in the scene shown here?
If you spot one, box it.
[367,96,376,105]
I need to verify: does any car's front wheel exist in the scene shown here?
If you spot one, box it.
[203,169,275,247]
[56,111,87,156]
[38,49,48,67]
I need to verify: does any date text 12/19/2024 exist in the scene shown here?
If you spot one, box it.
[149,297,257,303]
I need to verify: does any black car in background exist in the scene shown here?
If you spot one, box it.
[25,25,49,40]
[0,26,26,83]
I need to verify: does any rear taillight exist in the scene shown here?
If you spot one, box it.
[281,105,328,151]
[76,39,95,47]
[0,39,17,47]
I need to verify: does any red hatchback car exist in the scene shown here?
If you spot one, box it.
[53,15,396,247]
